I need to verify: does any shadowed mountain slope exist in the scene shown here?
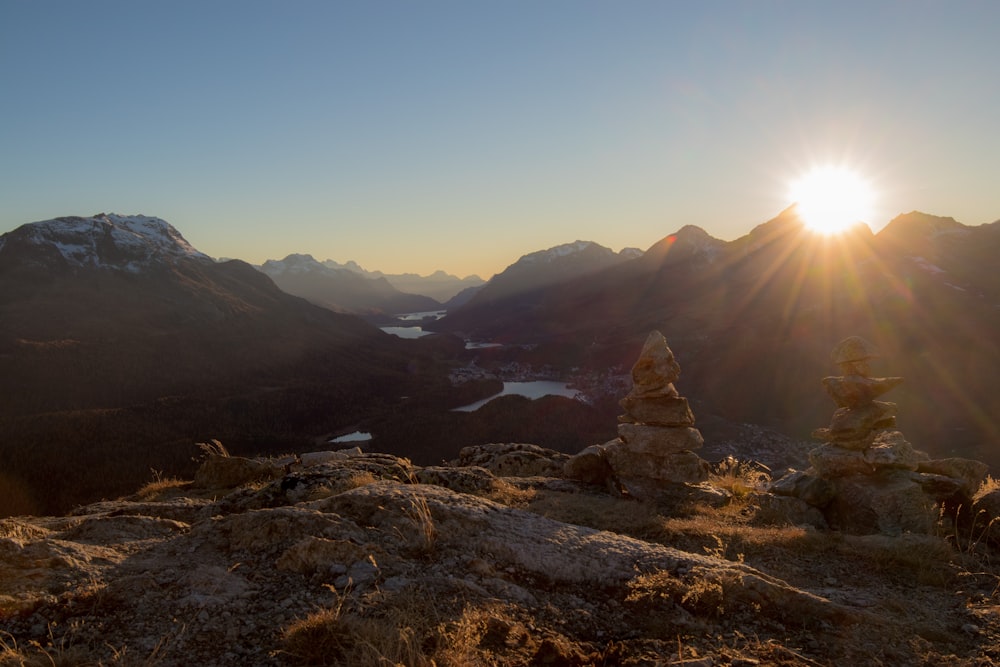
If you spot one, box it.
[433,207,1000,465]
[0,214,447,515]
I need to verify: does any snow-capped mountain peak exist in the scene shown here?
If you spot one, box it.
[2,213,210,272]
[260,253,326,275]
[518,240,610,264]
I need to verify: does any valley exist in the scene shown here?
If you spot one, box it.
[2,210,999,520]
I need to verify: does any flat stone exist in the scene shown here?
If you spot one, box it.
[769,470,836,507]
[821,375,904,408]
[618,395,695,426]
[829,401,897,439]
[808,444,874,478]
[812,427,873,451]
[905,471,967,501]
[916,458,989,497]
[617,423,704,454]
[862,430,925,471]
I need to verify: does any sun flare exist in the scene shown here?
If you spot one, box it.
[789,167,874,235]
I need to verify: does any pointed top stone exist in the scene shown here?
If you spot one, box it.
[630,331,681,397]
[831,336,881,377]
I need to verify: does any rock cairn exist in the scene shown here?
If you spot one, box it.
[772,335,988,535]
[809,336,919,475]
[566,331,711,501]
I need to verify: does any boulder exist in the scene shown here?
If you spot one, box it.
[917,458,989,497]
[192,455,283,490]
[752,494,828,529]
[862,430,925,471]
[563,442,615,485]
[299,448,363,467]
[454,443,569,477]
[825,472,939,535]
[769,470,836,508]
[413,466,497,495]
[609,449,710,488]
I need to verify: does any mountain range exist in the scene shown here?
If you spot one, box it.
[320,258,485,303]
[4,208,1000,516]
[432,206,1000,466]
[0,214,451,515]
[258,253,443,315]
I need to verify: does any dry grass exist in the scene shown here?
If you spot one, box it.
[401,495,437,556]
[709,456,772,500]
[303,471,379,502]
[0,630,96,667]
[194,439,229,458]
[974,475,1000,503]
[133,475,188,502]
[485,478,536,507]
[281,587,489,667]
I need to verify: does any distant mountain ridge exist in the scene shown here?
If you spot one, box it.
[457,240,642,309]
[258,253,440,315]
[322,258,485,303]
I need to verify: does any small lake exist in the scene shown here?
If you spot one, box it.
[328,431,373,443]
[453,381,580,412]
[381,310,448,338]
[380,326,433,339]
[396,310,447,321]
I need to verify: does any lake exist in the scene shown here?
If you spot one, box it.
[396,310,447,321]
[328,431,373,443]
[453,380,581,412]
[380,310,448,338]
[380,326,433,339]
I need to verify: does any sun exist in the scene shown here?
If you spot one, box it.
[788,167,875,235]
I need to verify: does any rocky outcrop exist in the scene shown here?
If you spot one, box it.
[452,443,570,477]
[565,331,711,502]
[773,336,988,535]
[1,450,872,666]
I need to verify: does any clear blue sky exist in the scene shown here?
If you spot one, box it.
[2,1,998,278]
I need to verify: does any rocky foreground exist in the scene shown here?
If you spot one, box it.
[4,444,1000,666]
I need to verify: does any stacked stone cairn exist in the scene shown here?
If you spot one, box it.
[565,331,713,502]
[810,335,912,475]
[771,335,988,535]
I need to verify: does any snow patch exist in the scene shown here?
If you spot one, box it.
[518,240,604,264]
[909,256,946,275]
[261,253,324,275]
[20,213,210,272]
